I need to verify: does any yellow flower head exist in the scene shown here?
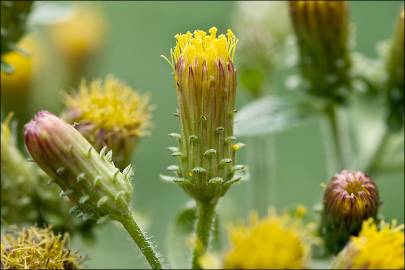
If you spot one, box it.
[163,27,244,203]
[168,27,237,75]
[48,5,106,68]
[223,209,311,269]
[0,34,40,93]
[1,226,83,269]
[332,218,404,269]
[64,75,152,138]
[63,75,152,168]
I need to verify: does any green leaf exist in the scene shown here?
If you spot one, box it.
[235,96,317,137]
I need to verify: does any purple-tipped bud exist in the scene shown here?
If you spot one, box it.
[24,111,134,223]
[320,170,380,254]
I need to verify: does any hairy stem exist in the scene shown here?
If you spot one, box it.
[119,212,164,269]
[191,201,217,269]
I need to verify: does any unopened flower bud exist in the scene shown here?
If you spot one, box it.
[320,170,380,254]
[24,111,134,223]
[162,27,246,204]
[289,0,351,103]
[385,8,404,130]
[62,75,152,169]
[331,218,404,269]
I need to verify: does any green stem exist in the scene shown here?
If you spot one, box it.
[191,201,217,269]
[119,212,164,269]
[247,135,275,216]
[323,105,347,175]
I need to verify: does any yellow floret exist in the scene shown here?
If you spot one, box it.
[223,209,310,269]
[65,75,152,137]
[169,26,237,72]
[350,218,404,269]
[1,226,82,269]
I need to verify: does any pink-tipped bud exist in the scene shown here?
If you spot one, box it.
[24,111,134,223]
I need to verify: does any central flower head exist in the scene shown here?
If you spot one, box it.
[170,27,237,74]
[163,27,245,204]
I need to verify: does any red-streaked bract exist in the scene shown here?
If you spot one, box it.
[24,111,134,223]
[320,170,379,254]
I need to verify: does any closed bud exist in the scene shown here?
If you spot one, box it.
[320,170,380,254]
[0,0,33,72]
[385,8,404,131]
[163,27,246,204]
[24,111,134,221]
[62,75,153,169]
[289,0,351,103]
[332,218,404,269]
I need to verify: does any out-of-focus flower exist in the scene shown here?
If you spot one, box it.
[289,0,351,103]
[24,111,134,224]
[332,218,404,269]
[233,1,291,97]
[1,35,43,131]
[1,226,83,269]
[46,5,106,78]
[0,0,33,72]
[62,75,153,169]
[385,8,404,131]
[320,170,380,254]
[162,26,246,204]
[222,208,313,269]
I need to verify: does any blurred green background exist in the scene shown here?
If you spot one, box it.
[2,1,404,268]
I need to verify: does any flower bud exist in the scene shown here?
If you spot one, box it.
[331,218,404,269]
[24,111,134,223]
[385,8,404,131]
[163,27,246,204]
[62,75,152,169]
[223,208,313,269]
[0,1,33,66]
[320,170,379,254]
[289,0,351,103]
[1,226,83,269]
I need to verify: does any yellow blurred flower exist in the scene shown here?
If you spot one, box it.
[62,75,153,168]
[332,218,404,269]
[47,5,106,72]
[223,209,311,269]
[0,34,40,94]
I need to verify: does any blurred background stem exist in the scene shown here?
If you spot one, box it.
[322,105,352,175]
[247,135,276,216]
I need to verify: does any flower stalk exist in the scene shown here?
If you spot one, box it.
[163,27,245,268]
